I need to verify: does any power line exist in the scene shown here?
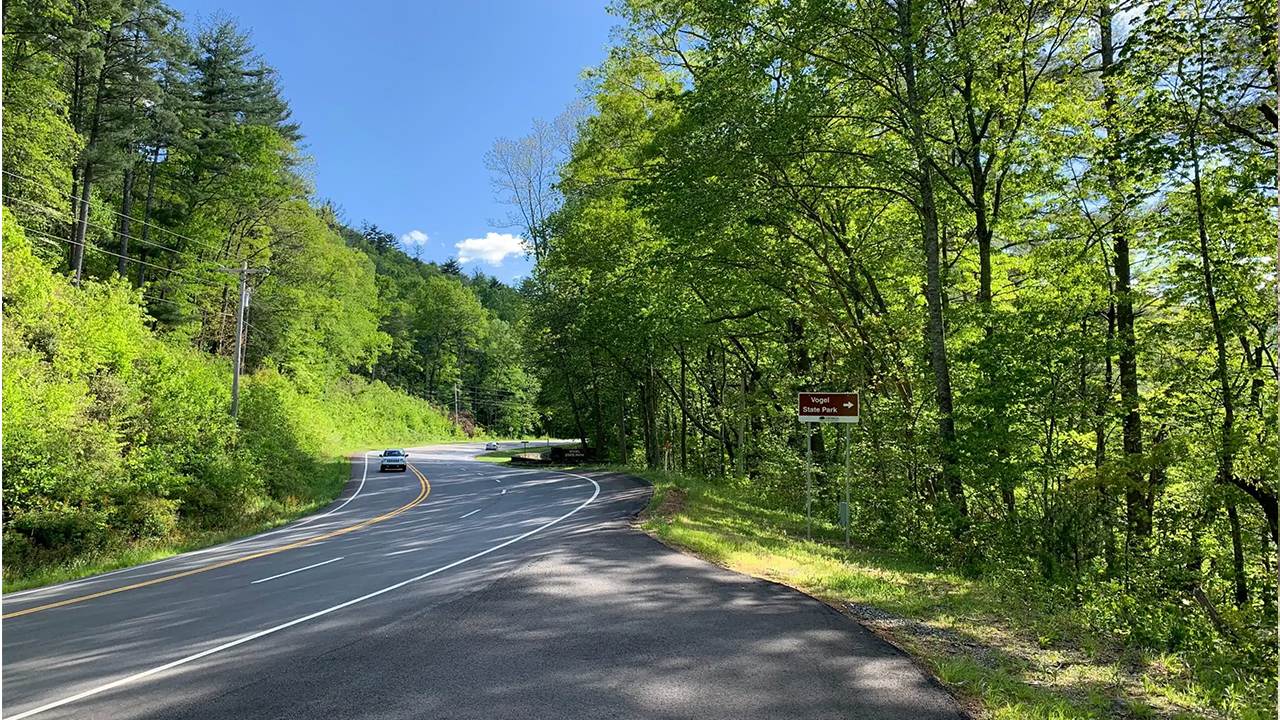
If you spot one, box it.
[425,389,531,409]
[141,293,238,322]
[23,230,63,250]
[435,383,524,399]
[5,197,229,285]
[3,192,183,255]
[432,383,527,398]
[16,229,236,322]
[16,224,226,289]
[2,168,226,256]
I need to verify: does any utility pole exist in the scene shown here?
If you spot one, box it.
[454,385,460,423]
[220,261,268,418]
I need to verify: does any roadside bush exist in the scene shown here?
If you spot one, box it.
[176,455,265,528]
[9,507,112,561]
[109,495,180,541]
[1,214,460,586]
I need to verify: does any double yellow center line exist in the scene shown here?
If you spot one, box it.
[3,464,431,619]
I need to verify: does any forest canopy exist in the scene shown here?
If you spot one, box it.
[1,0,537,582]
[517,0,1279,713]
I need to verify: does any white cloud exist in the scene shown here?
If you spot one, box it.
[455,232,525,265]
[400,229,429,247]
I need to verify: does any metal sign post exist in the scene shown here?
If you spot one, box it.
[843,424,852,547]
[805,424,813,541]
[796,392,859,545]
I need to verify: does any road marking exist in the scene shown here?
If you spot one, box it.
[3,465,430,619]
[249,557,344,585]
[3,452,376,601]
[383,547,422,556]
[459,508,483,519]
[7,470,600,720]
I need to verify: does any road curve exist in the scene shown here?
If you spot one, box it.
[1,442,964,719]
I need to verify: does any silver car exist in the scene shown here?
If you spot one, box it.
[379,449,408,472]
[484,442,499,451]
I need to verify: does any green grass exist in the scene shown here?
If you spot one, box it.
[473,440,562,464]
[622,467,1233,720]
[3,456,350,593]
[475,446,541,463]
[2,437,551,592]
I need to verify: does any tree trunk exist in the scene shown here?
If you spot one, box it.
[642,367,660,470]
[1099,3,1147,541]
[898,0,965,522]
[592,366,607,454]
[72,23,118,285]
[69,168,80,257]
[619,388,628,464]
[67,52,85,261]
[1100,304,1119,576]
[680,347,688,473]
[738,369,746,477]
[72,164,93,284]
[553,348,589,446]
[137,149,159,286]
[1227,501,1248,607]
[117,165,135,276]
[1191,142,1256,533]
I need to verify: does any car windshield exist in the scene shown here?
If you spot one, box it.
[383,450,403,457]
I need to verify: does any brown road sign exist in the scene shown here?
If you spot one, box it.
[797,392,860,423]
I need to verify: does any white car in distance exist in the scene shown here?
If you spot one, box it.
[379,449,408,472]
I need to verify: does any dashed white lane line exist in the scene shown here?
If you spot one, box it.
[250,557,344,585]
[6,470,601,720]
[383,547,422,557]
[459,508,483,519]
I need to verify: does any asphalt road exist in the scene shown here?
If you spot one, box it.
[2,441,964,719]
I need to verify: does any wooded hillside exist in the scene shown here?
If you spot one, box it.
[522,0,1279,712]
[1,0,537,584]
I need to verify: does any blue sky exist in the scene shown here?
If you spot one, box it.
[167,0,616,283]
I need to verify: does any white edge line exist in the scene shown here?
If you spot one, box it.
[249,557,344,585]
[4,454,374,601]
[459,508,483,519]
[9,470,601,720]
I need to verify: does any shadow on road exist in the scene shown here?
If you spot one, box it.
[71,472,965,720]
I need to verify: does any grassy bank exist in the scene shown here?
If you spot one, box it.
[474,447,529,464]
[1,459,348,593]
[2,218,465,591]
[473,443,559,464]
[2,396,461,595]
[621,468,1258,720]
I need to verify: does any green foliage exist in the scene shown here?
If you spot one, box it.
[525,0,1278,715]
[638,466,1269,719]
[0,209,458,584]
[344,221,540,435]
[1,0,538,588]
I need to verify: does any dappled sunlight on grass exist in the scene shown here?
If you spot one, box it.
[628,467,1237,720]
